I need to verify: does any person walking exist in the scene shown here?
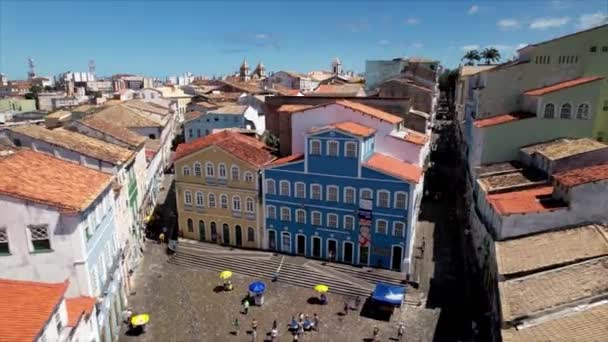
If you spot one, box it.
[251,318,258,332]
[272,320,277,330]
[234,318,240,336]
[251,329,257,342]
[397,322,405,341]
[313,313,319,332]
[343,302,349,315]
[372,326,380,342]
[159,232,166,244]
[243,299,250,315]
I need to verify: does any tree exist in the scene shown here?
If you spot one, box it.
[264,132,280,155]
[438,69,460,106]
[481,47,501,64]
[461,50,481,66]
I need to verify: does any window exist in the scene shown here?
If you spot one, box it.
[327,140,339,156]
[220,194,228,208]
[394,192,408,209]
[266,179,276,195]
[296,209,306,223]
[90,267,98,294]
[193,162,202,176]
[0,227,9,254]
[345,142,358,158]
[543,103,555,119]
[28,224,51,251]
[182,166,191,176]
[576,103,590,119]
[393,222,405,237]
[84,222,92,241]
[280,207,291,221]
[603,46,608,52]
[311,184,322,200]
[327,185,338,202]
[361,188,373,200]
[376,219,388,234]
[231,165,240,181]
[187,218,193,232]
[244,172,254,183]
[232,196,241,211]
[590,46,597,52]
[208,193,216,208]
[377,190,390,208]
[560,103,572,119]
[295,182,306,198]
[246,197,255,213]
[310,139,321,155]
[344,187,356,204]
[344,216,355,230]
[184,190,192,205]
[327,213,338,228]
[280,180,291,196]
[311,211,322,226]
[205,162,215,177]
[247,227,255,242]
[55,312,62,334]
[195,192,204,207]
[267,205,276,219]
[218,163,227,178]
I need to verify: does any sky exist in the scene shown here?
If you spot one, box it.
[1,0,607,79]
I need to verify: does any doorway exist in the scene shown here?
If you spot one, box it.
[281,232,291,253]
[198,220,205,241]
[296,235,306,255]
[391,245,403,271]
[235,225,242,246]
[343,241,354,264]
[268,230,276,250]
[222,224,230,245]
[359,245,370,266]
[327,239,337,262]
[210,222,217,242]
[312,236,321,258]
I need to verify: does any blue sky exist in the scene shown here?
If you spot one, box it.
[1,0,607,79]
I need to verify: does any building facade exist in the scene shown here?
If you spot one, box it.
[183,105,260,141]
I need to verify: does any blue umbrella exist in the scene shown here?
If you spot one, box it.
[249,281,266,294]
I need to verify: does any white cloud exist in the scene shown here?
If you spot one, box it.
[405,17,420,25]
[497,18,521,30]
[529,17,570,30]
[468,5,479,15]
[461,44,480,51]
[577,12,608,29]
[411,42,424,49]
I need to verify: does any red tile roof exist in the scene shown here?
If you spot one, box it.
[404,130,429,145]
[336,100,403,124]
[0,149,112,212]
[332,121,376,137]
[78,116,146,148]
[487,186,566,215]
[473,112,536,128]
[66,296,96,327]
[524,76,604,96]
[174,131,275,167]
[364,153,422,183]
[553,163,608,188]
[277,104,315,113]
[269,153,305,166]
[0,278,69,341]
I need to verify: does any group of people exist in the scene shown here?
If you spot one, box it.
[288,313,320,341]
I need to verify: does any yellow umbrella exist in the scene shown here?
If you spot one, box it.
[314,284,329,293]
[130,314,150,326]
[220,270,233,279]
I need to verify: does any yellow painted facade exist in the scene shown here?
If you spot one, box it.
[175,145,263,248]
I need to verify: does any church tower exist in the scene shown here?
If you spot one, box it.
[331,57,342,75]
[240,59,250,82]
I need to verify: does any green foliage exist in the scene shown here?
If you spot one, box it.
[481,47,501,64]
[264,132,280,154]
[461,50,481,66]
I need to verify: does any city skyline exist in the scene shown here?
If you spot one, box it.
[1,0,607,79]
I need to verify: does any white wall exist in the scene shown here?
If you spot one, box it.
[243,106,265,135]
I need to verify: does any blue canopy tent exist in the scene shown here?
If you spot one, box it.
[249,281,266,294]
[371,282,406,306]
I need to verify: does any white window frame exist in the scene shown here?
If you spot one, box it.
[344,187,356,204]
[376,219,388,234]
[279,180,291,196]
[343,215,355,230]
[266,205,276,219]
[394,191,408,209]
[393,221,406,237]
[326,185,339,202]
[193,162,202,176]
[295,182,306,198]
[377,190,390,208]
[560,102,573,119]
[361,188,373,200]
[208,193,216,208]
[327,213,338,228]
[244,171,254,182]
[311,211,322,226]
[218,163,227,179]
[220,194,228,208]
[232,195,241,211]
[296,209,306,224]
[205,162,215,177]
[266,179,276,195]
[182,166,191,176]
[327,140,339,157]
[245,197,255,213]
[195,191,204,207]
[310,184,322,200]
[231,165,240,181]
[345,141,358,158]
[280,207,291,221]
[184,190,192,205]
[310,139,321,155]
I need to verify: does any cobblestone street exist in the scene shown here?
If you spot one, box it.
[120,241,439,342]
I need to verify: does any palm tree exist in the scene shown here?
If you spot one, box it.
[461,50,481,66]
[481,47,501,64]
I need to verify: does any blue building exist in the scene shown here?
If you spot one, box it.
[263,121,422,273]
[184,105,260,141]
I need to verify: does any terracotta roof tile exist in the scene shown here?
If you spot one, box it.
[333,121,376,137]
[0,278,69,341]
[78,116,146,148]
[336,100,403,124]
[277,104,315,113]
[66,296,96,327]
[520,138,608,160]
[10,124,134,164]
[473,112,536,128]
[208,105,248,115]
[524,76,604,96]
[269,153,305,166]
[553,163,608,187]
[487,185,566,215]
[94,104,162,128]
[311,84,365,96]
[174,131,275,167]
[404,130,429,145]
[364,153,422,183]
[123,100,169,116]
[184,111,203,121]
[0,150,112,212]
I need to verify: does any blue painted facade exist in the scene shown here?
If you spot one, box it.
[184,113,245,142]
[263,128,414,272]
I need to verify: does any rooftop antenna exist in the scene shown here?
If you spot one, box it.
[88,59,96,75]
[27,57,36,79]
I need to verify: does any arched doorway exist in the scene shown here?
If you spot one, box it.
[198,220,205,241]
[343,241,354,264]
[391,245,403,271]
[235,225,242,246]
[222,224,230,245]
[268,230,276,250]
[210,222,217,242]
[312,236,321,258]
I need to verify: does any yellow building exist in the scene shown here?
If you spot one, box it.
[174,131,275,248]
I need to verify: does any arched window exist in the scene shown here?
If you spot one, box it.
[577,103,589,119]
[184,190,192,205]
[246,197,255,213]
[543,103,555,119]
[361,188,373,200]
[344,187,356,204]
[327,213,338,228]
[280,180,291,196]
[208,193,216,208]
[345,141,358,158]
[182,166,191,176]
[394,191,408,209]
[232,196,241,211]
[560,103,572,119]
[220,194,228,208]
[280,207,291,221]
[296,209,306,223]
[326,185,339,202]
[195,191,204,207]
[187,218,193,232]
[244,171,254,182]
[310,139,321,155]
[218,163,227,178]
[295,182,306,198]
[266,205,276,219]
[311,211,322,226]
[377,190,390,208]
[344,215,355,230]
[247,227,255,242]
[376,219,388,234]
[231,165,240,181]
[205,162,215,177]
[193,162,202,176]
[327,140,339,156]
[266,179,276,194]
[310,184,322,200]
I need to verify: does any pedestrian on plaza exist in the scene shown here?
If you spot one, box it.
[373,326,380,342]
[298,312,304,322]
[272,320,277,330]
[313,313,319,332]
[243,299,250,314]
[251,329,257,342]
[270,327,278,341]
[251,318,258,331]
[159,232,166,244]
[234,318,240,336]
[397,322,405,341]
[297,323,304,338]
[343,301,349,315]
